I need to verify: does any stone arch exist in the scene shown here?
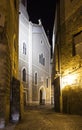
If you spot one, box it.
[39,86,46,105]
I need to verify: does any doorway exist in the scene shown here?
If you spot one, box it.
[39,87,46,105]
[40,90,42,104]
[10,77,20,122]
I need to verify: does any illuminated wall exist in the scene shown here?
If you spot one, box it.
[19,3,51,105]
[32,22,51,104]
[52,0,82,114]
[0,0,19,127]
[19,2,32,105]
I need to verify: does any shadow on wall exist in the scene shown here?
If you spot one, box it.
[62,85,82,115]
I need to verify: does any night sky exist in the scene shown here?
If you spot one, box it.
[27,0,56,45]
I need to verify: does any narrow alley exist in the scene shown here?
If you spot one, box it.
[3,106,82,130]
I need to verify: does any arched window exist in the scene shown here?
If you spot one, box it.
[23,42,26,55]
[35,72,37,85]
[22,68,26,82]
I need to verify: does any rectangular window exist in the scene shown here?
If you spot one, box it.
[73,31,82,58]
[39,53,45,66]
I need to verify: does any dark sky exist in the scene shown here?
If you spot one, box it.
[27,0,56,45]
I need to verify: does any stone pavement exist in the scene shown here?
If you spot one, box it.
[1,105,82,130]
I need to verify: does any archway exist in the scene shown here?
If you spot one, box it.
[40,90,42,104]
[39,86,46,105]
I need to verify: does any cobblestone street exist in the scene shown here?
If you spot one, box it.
[2,106,82,130]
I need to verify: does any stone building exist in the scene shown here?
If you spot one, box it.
[19,0,32,106]
[0,0,51,128]
[52,0,82,114]
[32,21,51,105]
[19,1,51,106]
[0,0,20,128]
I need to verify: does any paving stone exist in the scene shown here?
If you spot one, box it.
[1,106,82,130]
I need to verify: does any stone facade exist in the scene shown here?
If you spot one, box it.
[0,0,20,128]
[19,1,31,106]
[52,0,82,114]
[0,0,51,127]
[19,1,51,106]
[32,23,51,105]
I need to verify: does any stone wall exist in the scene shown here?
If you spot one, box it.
[60,6,82,73]
[60,1,82,114]
[0,36,11,127]
[62,86,82,115]
[0,0,20,127]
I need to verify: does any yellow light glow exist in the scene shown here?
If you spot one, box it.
[61,74,78,89]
